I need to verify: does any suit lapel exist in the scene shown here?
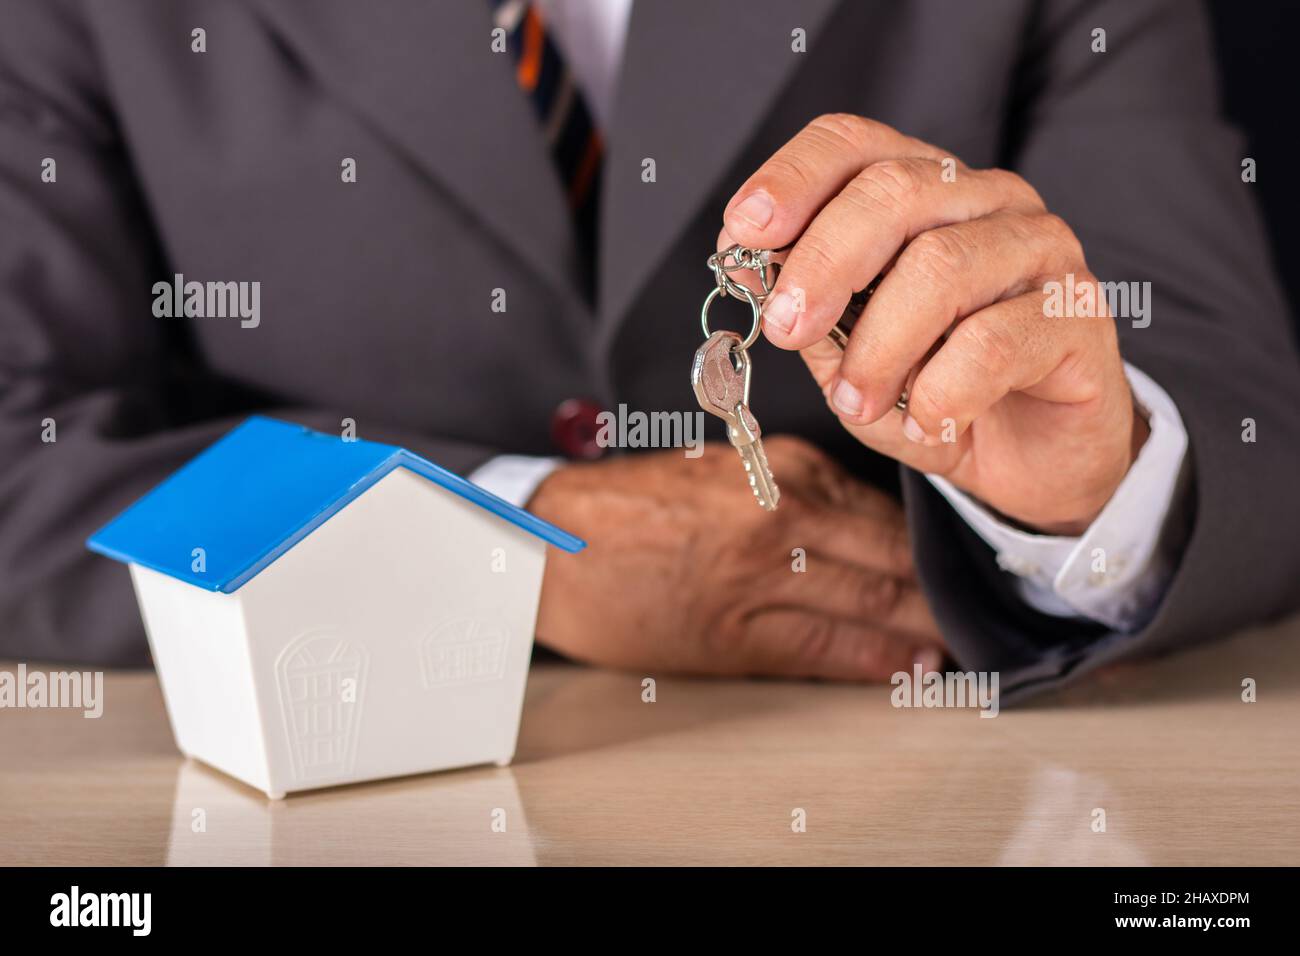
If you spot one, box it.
[238,0,843,333]
[598,0,840,343]
[240,0,586,303]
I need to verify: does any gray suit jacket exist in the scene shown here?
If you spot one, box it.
[1,0,1296,698]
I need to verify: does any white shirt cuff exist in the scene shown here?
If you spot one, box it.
[467,454,563,508]
[925,362,1189,632]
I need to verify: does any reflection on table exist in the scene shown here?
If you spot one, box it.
[2,612,1297,865]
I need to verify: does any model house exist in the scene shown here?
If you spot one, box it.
[87,416,583,798]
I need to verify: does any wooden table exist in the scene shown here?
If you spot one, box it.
[2,614,1298,866]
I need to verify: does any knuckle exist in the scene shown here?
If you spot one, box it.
[774,492,815,527]
[848,159,924,216]
[767,438,838,494]
[907,375,952,426]
[841,331,894,388]
[1038,212,1084,260]
[888,522,915,572]
[988,167,1044,209]
[792,615,837,665]
[839,179,898,221]
[997,211,1041,245]
[703,606,749,659]
[857,572,903,619]
[901,227,973,287]
[959,317,1020,378]
[807,112,874,150]
[788,228,842,281]
[773,432,830,468]
[761,433,804,456]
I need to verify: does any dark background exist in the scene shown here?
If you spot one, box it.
[1209,0,1298,336]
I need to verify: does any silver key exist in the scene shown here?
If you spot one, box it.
[691,330,781,511]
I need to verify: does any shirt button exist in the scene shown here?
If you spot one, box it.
[550,398,606,460]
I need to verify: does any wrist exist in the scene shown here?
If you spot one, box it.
[1034,403,1151,537]
[527,458,610,531]
[526,462,571,516]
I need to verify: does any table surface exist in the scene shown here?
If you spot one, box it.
[3,614,1298,866]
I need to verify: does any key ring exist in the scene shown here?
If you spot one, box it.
[707,244,780,302]
[699,281,762,351]
[701,243,909,412]
[701,244,778,351]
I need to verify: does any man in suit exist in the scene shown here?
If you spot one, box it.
[1,0,1296,701]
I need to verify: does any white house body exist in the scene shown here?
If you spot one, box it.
[88,417,583,798]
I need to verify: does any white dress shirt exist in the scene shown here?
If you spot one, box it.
[532,0,632,130]
[926,363,1187,631]
[470,0,1192,634]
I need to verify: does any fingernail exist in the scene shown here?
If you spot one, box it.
[915,649,944,674]
[732,191,774,229]
[832,378,864,417]
[763,291,796,334]
[902,415,928,444]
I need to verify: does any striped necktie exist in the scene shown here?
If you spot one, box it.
[491,0,604,296]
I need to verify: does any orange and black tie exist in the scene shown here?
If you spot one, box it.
[491,0,604,294]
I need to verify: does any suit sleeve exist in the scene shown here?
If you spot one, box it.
[0,4,498,666]
[901,0,1300,700]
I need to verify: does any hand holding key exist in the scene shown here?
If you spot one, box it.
[692,245,904,513]
[721,114,1147,536]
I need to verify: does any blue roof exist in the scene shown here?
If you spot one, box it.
[87,416,584,593]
